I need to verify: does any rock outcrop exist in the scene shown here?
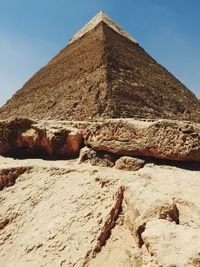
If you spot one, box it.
[1,118,200,162]
[84,119,200,161]
[0,118,83,158]
[0,157,123,267]
[0,156,200,267]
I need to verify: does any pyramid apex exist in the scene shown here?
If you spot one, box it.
[97,10,105,16]
[69,11,138,45]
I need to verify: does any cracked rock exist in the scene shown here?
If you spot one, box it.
[83,119,200,161]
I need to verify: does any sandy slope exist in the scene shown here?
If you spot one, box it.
[0,156,200,266]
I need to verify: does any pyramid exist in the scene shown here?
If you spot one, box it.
[0,11,200,121]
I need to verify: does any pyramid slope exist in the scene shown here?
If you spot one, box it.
[0,23,113,120]
[103,23,200,121]
[0,13,200,122]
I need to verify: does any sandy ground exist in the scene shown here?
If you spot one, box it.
[0,156,200,267]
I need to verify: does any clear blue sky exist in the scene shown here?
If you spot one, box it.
[0,0,200,106]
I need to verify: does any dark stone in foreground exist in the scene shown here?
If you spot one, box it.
[115,156,145,171]
[0,118,83,158]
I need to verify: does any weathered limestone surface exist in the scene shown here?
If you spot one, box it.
[0,118,83,158]
[0,157,123,267]
[0,157,200,267]
[84,119,200,161]
[1,118,200,162]
[122,165,200,266]
[142,219,200,267]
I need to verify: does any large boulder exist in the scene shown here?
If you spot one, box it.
[0,118,83,158]
[83,119,200,161]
